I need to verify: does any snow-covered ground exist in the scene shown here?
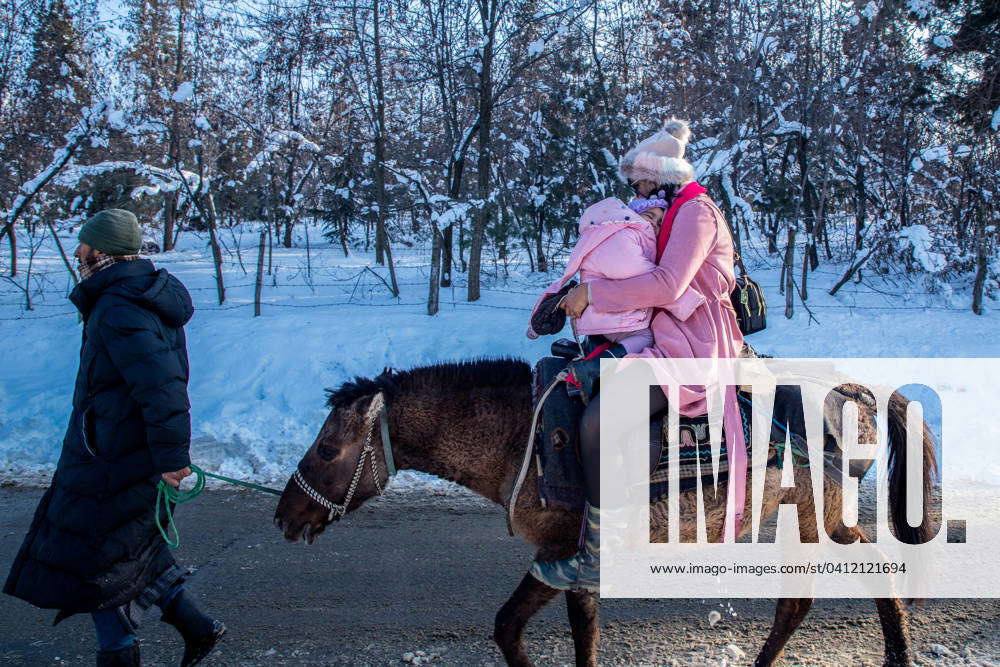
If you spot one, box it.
[2,222,998,489]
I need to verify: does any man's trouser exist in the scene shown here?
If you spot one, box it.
[91,582,185,651]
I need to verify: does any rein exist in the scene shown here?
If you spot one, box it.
[156,466,283,548]
[292,392,396,522]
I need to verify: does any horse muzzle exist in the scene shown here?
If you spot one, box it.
[274,478,335,544]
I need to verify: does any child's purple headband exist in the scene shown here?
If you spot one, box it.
[628,197,670,215]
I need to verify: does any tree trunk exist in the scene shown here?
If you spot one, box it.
[726,168,745,258]
[254,230,266,317]
[441,140,470,288]
[428,226,441,316]
[163,1,187,252]
[767,214,779,254]
[535,210,547,273]
[441,223,453,287]
[339,215,349,257]
[45,218,77,285]
[971,205,987,315]
[854,162,866,251]
[796,138,819,271]
[784,226,796,319]
[829,242,880,296]
[282,215,294,248]
[281,156,296,248]
[7,222,16,276]
[800,246,808,302]
[163,195,177,252]
[458,220,466,272]
[206,194,225,304]
[522,233,535,273]
[304,217,312,282]
[383,229,400,296]
[467,0,497,302]
[373,0,388,266]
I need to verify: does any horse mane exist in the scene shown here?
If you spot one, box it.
[325,357,532,409]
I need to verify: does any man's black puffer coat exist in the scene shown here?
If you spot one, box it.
[4,259,194,616]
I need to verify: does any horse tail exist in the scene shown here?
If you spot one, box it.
[885,391,938,545]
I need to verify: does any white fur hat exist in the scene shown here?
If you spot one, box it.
[618,118,694,186]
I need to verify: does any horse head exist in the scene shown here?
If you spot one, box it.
[274,372,396,544]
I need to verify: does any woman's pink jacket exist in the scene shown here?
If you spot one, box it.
[588,192,748,538]
[589,194,744,365]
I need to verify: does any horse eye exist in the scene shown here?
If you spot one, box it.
[317,445,340,461]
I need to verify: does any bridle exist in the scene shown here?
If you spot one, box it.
[292,392,396,522]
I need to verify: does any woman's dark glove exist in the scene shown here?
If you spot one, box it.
[566,358,601,404]
[565,343,627,404]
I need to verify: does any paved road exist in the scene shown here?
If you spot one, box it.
[0,486,997,666]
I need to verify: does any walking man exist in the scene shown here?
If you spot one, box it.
[4,209,225,666]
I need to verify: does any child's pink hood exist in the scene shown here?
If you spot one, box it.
[575,196,640,234]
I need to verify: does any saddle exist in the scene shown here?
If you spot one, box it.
[531,339,759,512]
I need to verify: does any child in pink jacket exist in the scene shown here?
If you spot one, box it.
[527,196,705,353]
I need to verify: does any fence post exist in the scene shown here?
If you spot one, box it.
[254,230,265,317]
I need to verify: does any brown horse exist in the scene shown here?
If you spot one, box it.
[273,358,936,666]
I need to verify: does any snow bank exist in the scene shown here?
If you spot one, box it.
[0,225,552,491]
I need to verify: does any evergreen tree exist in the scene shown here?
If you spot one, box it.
[122,0,192,250]
[20,0,92,173]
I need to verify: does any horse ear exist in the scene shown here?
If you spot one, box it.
[380,366,395,377]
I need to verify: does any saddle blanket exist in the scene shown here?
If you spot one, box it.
[532,356,767,512]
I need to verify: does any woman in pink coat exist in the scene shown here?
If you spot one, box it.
[530,118,747,593]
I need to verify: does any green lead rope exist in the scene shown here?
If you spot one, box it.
[155,464,283,548]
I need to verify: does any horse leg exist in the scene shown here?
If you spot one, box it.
[859,532,911,665]
[830,525,910,665]
[494,572,562,667]
[565,590,599,667]
[873,597,910,666]
[753,597,815,666]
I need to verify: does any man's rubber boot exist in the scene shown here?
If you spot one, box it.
[96,643,140,667]
[528,503,601,593]
[160,590,226,667]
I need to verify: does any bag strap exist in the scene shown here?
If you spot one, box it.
[656,183,749,282]
[655,182,707,262]
[702,198,749,279]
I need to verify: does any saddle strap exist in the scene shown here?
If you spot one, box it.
[506,370,568,536]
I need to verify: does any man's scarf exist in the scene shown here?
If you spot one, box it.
[79,253,141,281]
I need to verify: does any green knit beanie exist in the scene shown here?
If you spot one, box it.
[78,209,142,256]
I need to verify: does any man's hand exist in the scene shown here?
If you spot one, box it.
[560,284,590,318]
[161,467,192,488]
